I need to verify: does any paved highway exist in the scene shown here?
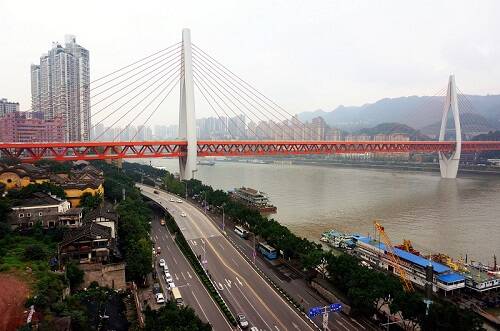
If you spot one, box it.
[149,208,232,330]
[139,184,317,331]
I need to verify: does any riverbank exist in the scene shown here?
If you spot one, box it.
[217,157,500,176]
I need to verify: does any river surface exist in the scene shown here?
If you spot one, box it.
[142,158,500,264]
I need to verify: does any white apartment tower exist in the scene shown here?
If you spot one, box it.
[31,35,90,141]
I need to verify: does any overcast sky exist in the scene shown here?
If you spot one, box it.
[1,0,499,126]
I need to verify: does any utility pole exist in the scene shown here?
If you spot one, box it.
[221,203,225,231]
[308,303,342,331]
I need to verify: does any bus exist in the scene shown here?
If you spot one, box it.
[171,287,183,306]
[257,242,278,260]
[234,226,249,239]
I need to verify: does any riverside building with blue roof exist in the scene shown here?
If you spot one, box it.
[353,236,465,293]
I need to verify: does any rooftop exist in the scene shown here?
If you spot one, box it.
[11,192,65,208]
[357,236,451,274]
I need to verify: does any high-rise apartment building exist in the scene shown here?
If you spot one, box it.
[0,98,20,117]
[31,35,90,142]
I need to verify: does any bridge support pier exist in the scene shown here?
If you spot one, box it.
[178,28,197,180]
[438,75,461,179]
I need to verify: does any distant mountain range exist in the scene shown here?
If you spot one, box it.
[297,95,500,135]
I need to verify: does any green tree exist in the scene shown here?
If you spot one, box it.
[80,192,103,214]
[66,262,84,290]
[24,243,47,260]
[144,302,212,331]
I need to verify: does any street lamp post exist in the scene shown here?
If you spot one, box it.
[308,303,342,331]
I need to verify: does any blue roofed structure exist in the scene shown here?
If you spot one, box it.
[437,273,465,284]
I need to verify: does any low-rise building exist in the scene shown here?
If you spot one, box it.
[8,192,71,229]
[58,222,115,264]
[353,236,465,294]
[83,203,118,238]
[58,207,83,228]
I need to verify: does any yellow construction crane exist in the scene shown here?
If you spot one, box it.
[374,221,414,292]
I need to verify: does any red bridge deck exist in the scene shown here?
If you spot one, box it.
[0,140,499,162]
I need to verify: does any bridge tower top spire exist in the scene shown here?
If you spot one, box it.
[438,74,462,178]
[178,28,197,180]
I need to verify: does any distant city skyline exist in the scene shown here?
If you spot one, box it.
[1,0,499,127]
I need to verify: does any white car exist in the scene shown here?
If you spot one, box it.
[176,199,183,203]
[170,198,175,202]
[168,281,176,290]
[159,259,166,268]
[180,212,187,217]
[164,272,173,283]
[237,314,249,328]
[155,293,165,304]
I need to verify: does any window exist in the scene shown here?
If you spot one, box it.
[28,222,34,227]
[39,212,43,216]
[19,213,24,218]
[26,213,31,217]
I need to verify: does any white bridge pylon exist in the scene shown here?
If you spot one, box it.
[438,75,462,179]
[178,28,197,180]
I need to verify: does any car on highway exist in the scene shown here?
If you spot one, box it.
[164,272,173,283]
[170,198,175,202]
[237,314,249,329]
[155,293,165,304]
[180,212,187,217]
[159,259,166,268]
[250,327,258,331]
[176,199,183,203]
[168,281,175,290]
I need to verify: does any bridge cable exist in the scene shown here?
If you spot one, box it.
[192,54,295,140]
[91,57,181,119]
[192,62,287,140]
[93,61,182,140]
[193,70,259,139]
[91,47,182,104]
[130,77,181,142]
[192,44,316,137]
[113,67,181,141]
[192,79,235,139]
[192,45,313,137]
[90,42,181,85]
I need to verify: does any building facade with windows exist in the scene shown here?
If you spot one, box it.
[31,35,90,142]
[0,98,20,117]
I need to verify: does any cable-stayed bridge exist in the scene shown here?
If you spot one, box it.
[1,29,500,179]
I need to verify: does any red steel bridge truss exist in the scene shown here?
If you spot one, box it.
[1,140,499,162]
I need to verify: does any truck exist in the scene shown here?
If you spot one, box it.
[171,287,183,306]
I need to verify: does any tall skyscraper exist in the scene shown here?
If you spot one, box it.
[31,35,90,142]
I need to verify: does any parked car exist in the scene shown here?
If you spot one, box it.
[160,219,165,226]
[170,198,175,202]
[152,283,161,294]
[168,281,176,290]
[180,212,187,217]
[164,272,173,283]
[159,259,166,268]
[154,190,159,194]
[176,199,183,203]
[237,314,249,329]
[155,293,165,304]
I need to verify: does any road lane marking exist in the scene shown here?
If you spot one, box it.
[337,320,349,331]
[218,282,224,291]
[235,283,273,331]
[231,258,239,266]
[187,271,192,279]
[218,243,225,250]
[292,322,300,330]
[225,278,232,288]
[175,274,179,281]
[236,277,243,286]
[350,318,366,329]
[191,240,197,246]
[181,272,186,280]
[179,211,306,331]
[274,326,280,331]
[172,256,178,265]
[191,290,210,323]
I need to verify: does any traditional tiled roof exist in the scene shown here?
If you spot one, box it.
[11,192,65,208]
[60,222,111,247]
[83,203,118,223]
